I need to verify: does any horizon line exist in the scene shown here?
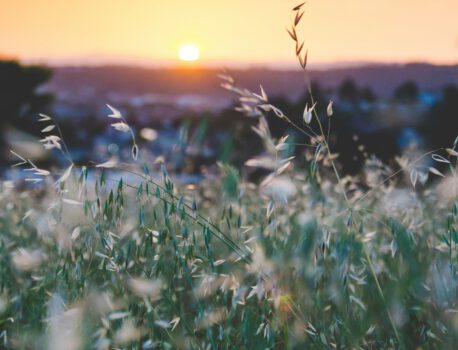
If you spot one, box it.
[2,52,458,71]
[13,59,458,72]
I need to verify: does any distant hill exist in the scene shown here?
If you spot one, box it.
[44,63,458,105]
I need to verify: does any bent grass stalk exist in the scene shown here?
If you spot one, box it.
[288,2,401,343]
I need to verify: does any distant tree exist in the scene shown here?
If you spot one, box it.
[338,79,359,102]
[393,81,418,103]
[0,60,52,160]
[426,85,458,147]
[0,60,53,131]
[360,87,377,103]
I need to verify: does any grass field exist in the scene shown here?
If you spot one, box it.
[1,3,458,349]
[1,95,457,349]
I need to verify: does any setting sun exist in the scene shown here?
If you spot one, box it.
[178,44,200,62]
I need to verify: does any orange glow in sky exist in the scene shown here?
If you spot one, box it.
[1,0,457,67]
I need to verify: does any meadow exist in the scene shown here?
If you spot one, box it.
[1,3,458,350]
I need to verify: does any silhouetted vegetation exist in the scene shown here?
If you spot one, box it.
[426,85,458,146]
[393,81,419,103]
[338,79,360,103]
[0,60,52,128]
[0,60,52,158]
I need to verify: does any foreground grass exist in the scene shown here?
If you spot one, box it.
[0,147,457,349]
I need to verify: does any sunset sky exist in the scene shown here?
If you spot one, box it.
[1,0,457,67]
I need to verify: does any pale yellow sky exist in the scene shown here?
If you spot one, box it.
[1,0,457,66]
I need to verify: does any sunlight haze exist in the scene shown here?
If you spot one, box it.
[1,0,457,66]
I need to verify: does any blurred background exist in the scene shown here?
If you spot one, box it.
[1,0,457,177]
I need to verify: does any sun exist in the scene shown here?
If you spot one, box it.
[179,44,200,62]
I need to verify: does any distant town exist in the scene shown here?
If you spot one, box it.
[2,61,458,176]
